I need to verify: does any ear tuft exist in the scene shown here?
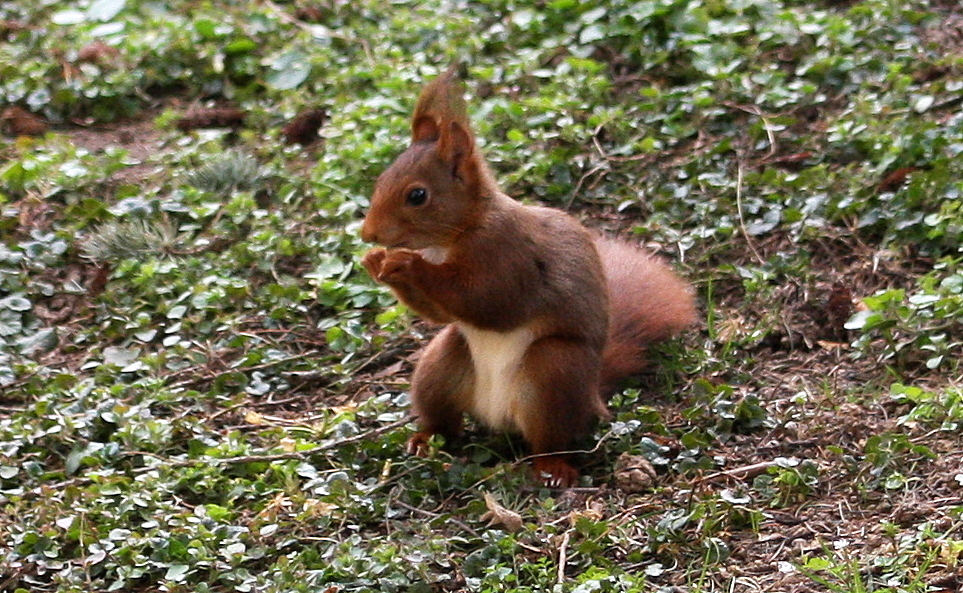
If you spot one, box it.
[410,65,471,144]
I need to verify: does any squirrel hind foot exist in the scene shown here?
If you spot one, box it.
[406,431,435,457]
[533,455,580,488]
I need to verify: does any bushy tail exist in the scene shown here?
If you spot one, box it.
[595,237,697,393]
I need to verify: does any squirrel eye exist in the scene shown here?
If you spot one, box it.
[406,187,428,206]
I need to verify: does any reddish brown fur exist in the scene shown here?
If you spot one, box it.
[361,69,696,486]
[408,324,473,442]
[595,238,698,393]
[517,336,608,454]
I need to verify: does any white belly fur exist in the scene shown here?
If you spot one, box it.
[457,323,536,431]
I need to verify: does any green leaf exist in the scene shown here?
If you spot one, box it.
[17,327,59,356]
[65,449,85,475]
[225,542,246,556]
[225,38,258,54]
[0,295,31,311]
[266,51,311,90]
[803,557,835,571]
[165,564,190,581]
[194,18,221,39]
[746,209,782,236]
[913,95,934,113]
[91,21,125,36]
[579,24,605,44]
[843,310,875,330]
[50,9,86,25]
[56,516,75,529]
[87,0,126,22]
[720,488,752,505]
[309,257,347,281]
[103,346,141,366]
[1,313,25,336]
[204,504,231,521]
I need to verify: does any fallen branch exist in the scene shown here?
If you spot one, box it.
[557,530,572,586]
[698,460,783,484]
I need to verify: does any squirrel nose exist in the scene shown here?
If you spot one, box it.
[361,217,377,244]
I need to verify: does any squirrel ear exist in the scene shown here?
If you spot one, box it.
[439,119,474,166]
[411,65,467,144]
[412,115,440,143]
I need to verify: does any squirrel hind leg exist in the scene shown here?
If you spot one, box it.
[515,336,608,487]
[408,324,474,452]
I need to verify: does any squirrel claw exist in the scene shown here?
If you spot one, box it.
[406,431,434,457]
[533,456,580,488]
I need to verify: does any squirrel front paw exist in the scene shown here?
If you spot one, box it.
[378,249,420,283]
[361,248,387,280]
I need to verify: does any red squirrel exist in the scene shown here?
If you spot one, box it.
[361,68,696,486]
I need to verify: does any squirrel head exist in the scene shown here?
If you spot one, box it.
[362,67,494,250]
